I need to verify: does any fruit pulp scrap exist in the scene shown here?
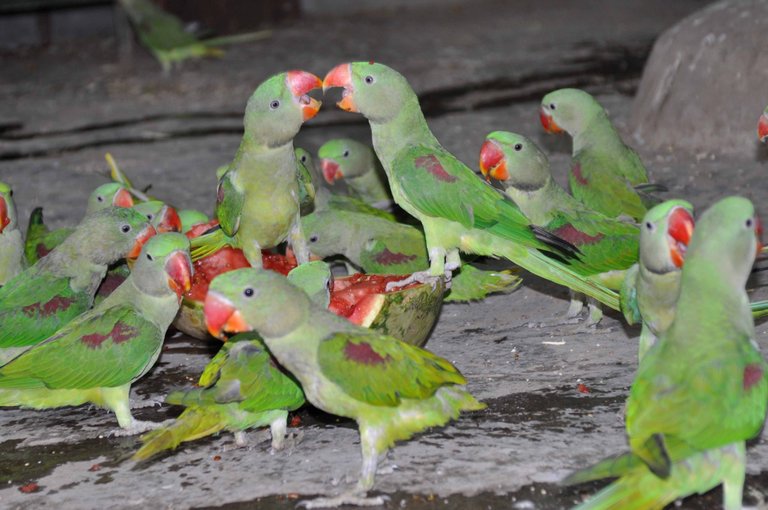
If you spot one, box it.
[328,273,419,318]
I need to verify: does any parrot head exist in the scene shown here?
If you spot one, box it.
[540,88,605,136]
[323,62,416,123]
[318,138,376,184]
[243,70,322,147]
[639,200,695,273]
[301,210,354,260]
[758,107,768,143]
[86,182,135,214]
[178,209,209,234]
[479,131,550,191]
[133,201,182,233]
[79,207,157,264]
[133,233,193,300]
[204,268,310,340]
[0,182,16,234]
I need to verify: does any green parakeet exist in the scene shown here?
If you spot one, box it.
[758,106,768,143]
[540,88,659,221]
[323,62,619,310]
[619,200,695,359]
[0,232,192,434]
[287,260,332,307]
[132,201,182,234]
[190,71,323,268]
[25,182,135,264]
[203,268,485,507]
[0,207,156,363]
[479,131,639,323]
[295,148,318,216]
[301,209,521,302]
[318,138,393,208]
[566,196,767,510]
[0,182,24,286]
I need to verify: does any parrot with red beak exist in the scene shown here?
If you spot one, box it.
[758,106,768,143]
[0,207,156,363]
[0,182,24,287]
[318,138,393,209]
[191,70,322,268]
[540,88,662,221]
[322,62,619,310]
[0,233,192,435]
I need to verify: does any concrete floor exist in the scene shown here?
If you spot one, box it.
[2,1,768,508]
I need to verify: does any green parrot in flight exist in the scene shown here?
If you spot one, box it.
[539,88,662,221]
[323,62,619,310]
[190,71,323,268]
[0,208,156,363]
[0,182,24,287]
[203,268,484,508]
[0,233,192,434]
[318,138,393,209]
[566,196,767,510]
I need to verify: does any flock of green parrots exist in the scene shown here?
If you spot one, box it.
[1,62,768,509]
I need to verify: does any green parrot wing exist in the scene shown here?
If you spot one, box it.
[571,153,647,220]
[318,331,466,407]
[326,194,396,222]
[619,263,641,325]
[0,303,162,390]
[215,171,245,238]
[358,237,428,275]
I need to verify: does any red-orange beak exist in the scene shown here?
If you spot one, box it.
[165,250,193,299]
[321,159,343,184]
[0,196,9,234]
[204,291,251,340]
[127,225,157,259]
[755,216,764,256]
[323,63,357,112]
[112,187,135,208]
[156,205,182,233]
[286,70,323,121]
[478,140,509,182]
[667,207,695,268]
[539,107,563,134]
[758,112,768,143]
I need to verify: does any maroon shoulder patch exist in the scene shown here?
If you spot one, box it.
[553,224,604,246]
[82,322,138,349]
[374,248,418,266]
[743,363,764,391]
[343,341,390,365]
[571,163,588,185]
[22,296,76,318]
[36,243,52,260]
[414,155,457,183]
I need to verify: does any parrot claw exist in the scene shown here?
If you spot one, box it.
[385,270,444,292]
[110,419,170,437]
[297,492,389,508]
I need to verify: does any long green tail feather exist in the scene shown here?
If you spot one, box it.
[563,453,642,486]
[133,406,226,461]
[190,228,233,261]
[751,299,768,319]
[201,30,272,48]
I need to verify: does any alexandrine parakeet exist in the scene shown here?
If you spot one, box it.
[539,88,660,221]
[204,268,485,507]
[0,182,24,286]
[190,71,322,267]
[323,62,619,310]
[566,196,767,510]
[758,106,768,143]
[318,138,393,208]
[0,233,192,434]
[295,148,318,216]
[0,208,156,363]
[479,131,639,323]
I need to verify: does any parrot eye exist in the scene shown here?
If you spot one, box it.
[746,218,754,228]
[97,196,105,202]
[121,224,132,233]
[549,103,556,110]
[645,221,654,231]
[146,253,154,261]
[364,75,375,85]
[146,214,154,221]
[309,235,319,243]
[514,143,523,151]
[243,287,255,297]
[300,155,307,163]
[269,100,281,110]
[342,150,350,158]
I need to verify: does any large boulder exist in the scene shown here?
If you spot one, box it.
[630,0,768,157]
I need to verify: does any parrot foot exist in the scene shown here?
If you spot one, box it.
[234,431,248,447]
[278,429,304,452]
[565,297,584,318]
[111,419,171,437]
[129,396,164,408]
[298,492,389,508]
[385,270,445,292]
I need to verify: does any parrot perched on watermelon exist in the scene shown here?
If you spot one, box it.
[0,208,156,363]
[565,196,767,510]
[539,88,662,221]
[322,62,619,310]
[0,233,192,434]
[758,106,768,143]
[478,131,639,324]
[25,182,135,264]
[0,182,24,287]
[190,71,322,268]
[318,138,393,208]
[203,268,485,507]
[301,209,520,302]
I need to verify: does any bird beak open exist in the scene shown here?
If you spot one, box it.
[0,196,9,234]
[667,207,695,268]
[758,112,768,143]
[165,250,193,299]
[127,225,157,260]
[113,188,135,208]
[204,291,251,340]
[156,205,182,233]
[539,107,563,134]
[286,70,323,121]
[478,140,508,182]
[321,159,343,184]
[323,63,357,112]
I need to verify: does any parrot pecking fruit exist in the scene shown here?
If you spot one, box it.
[323,62,619,310]
[0,233,192,434]
[0,207,156,364]
[0,182,25,287]
[566,196,767,510]
[539,88,660,221]
[318,138,393,208]
[203,268,485,508]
